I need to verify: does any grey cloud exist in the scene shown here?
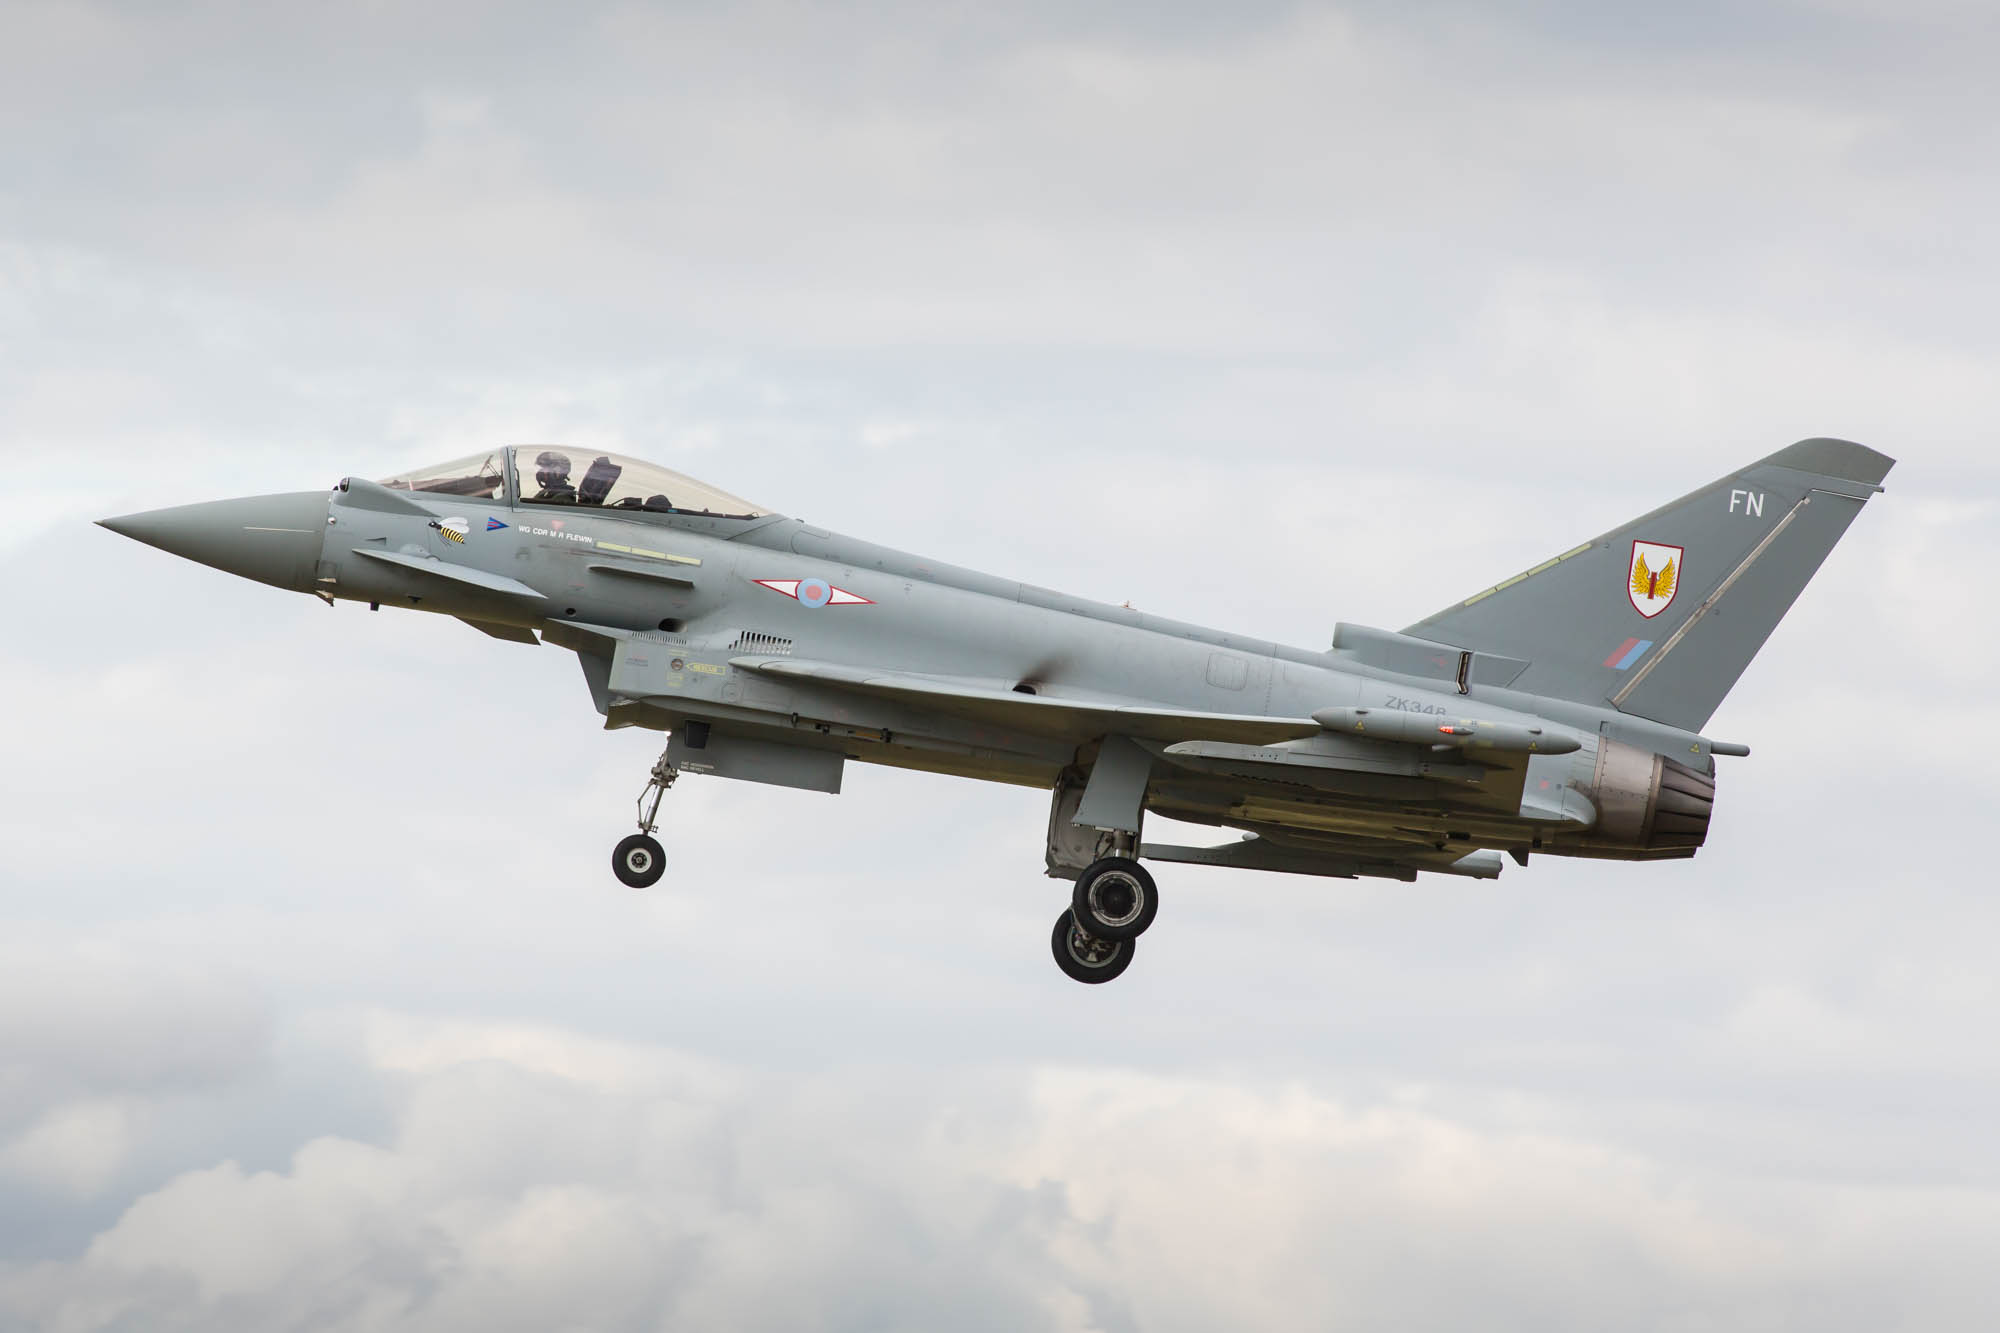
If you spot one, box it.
[7,1,1998,368]
[0,947,269,1136]
[0,945,272,1253]
[4,1,1998,1327]
[6,0,1996,541]
[3,1016,1995,1332]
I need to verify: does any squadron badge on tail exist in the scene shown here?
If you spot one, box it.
[1628,540,1682,618]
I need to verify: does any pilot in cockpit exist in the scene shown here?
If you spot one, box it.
[531,450,577,504]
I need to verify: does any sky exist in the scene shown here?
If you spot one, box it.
[2,1,1997,1328]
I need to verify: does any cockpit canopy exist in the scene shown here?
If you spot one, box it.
[378,447,771,519]
[378,450,509,500]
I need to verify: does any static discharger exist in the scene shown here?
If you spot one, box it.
[1313,706,1582,755]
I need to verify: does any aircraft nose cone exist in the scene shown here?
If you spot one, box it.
[99,491,329,593]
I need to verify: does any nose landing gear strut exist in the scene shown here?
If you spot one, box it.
[613,748,676,889]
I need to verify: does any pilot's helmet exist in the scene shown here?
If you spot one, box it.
[534,450,573,487]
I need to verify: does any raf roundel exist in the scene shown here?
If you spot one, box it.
[754,578,874,608]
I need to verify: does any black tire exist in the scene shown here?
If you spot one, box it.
[613,833,666,889]
[1070,857,1158,941]
[1051,911,1135,985]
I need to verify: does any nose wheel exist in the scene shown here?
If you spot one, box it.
[613,747,678,889]
[613,833,666,888]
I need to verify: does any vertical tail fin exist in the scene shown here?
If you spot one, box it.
[1405,438,1894,732]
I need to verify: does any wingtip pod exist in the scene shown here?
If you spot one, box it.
[1762,438,1896,489]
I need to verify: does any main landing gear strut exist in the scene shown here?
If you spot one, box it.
[1044,757,1161,985]
[612,748,676,889]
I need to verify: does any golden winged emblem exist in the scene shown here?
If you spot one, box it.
[1631,551,1677,603]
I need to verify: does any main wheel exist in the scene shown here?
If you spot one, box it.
[612,833,666,889]
[1051,911,1135,985]
[1070,857,1158,941]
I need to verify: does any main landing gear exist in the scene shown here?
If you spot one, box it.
[1052,910,1133,984]
[1070,856,1158,940]
[1050,855,1159,985]
[613,748,677,889]
[1043,762,1161,985]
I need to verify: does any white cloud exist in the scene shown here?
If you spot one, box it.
[0,1101,138,1199]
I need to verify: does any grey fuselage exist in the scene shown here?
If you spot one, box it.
[106,437,1902,894]
[270,476,1711,877]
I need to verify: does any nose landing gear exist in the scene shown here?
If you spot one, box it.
[612,748,677,889]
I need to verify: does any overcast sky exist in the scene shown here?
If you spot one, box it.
[3,1,1998,1329]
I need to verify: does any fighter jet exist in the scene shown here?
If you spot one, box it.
[100,438,1892,984]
